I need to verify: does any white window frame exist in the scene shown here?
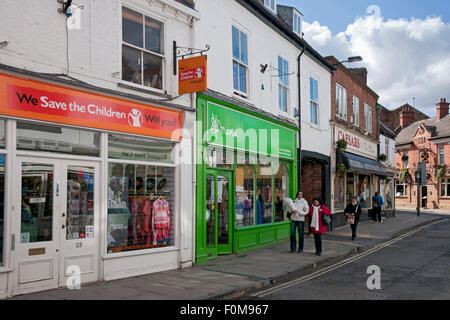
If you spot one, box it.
[310,77,319,126]
[395,181,408,197]
[232,25,249,99]
[439,147,445,165]
[336,83,347,120]
[353,95,360,127]
[440,178,450,198]
[264,0,276,13]
[403,151,409,168]
[364,104,373,134]
[293,11,302,36]
[120,5,166,93]
[384,137,389,161]
[278,56,290,114]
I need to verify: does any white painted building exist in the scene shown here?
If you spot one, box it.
[0,0,198,298]
[195,0,333,205]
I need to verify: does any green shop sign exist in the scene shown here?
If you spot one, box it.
[206,102,296,159]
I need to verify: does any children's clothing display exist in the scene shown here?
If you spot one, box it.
[152,198,170,245]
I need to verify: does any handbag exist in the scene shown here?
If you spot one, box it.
[346,216,355,225]
[347,204,358,225]
[322,213,331,225]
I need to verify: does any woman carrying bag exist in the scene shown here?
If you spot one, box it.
[345,197,361,241]
[307,198,331,256]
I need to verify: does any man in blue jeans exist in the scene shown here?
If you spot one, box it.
[290,191,309,253]
[372,192,384,223]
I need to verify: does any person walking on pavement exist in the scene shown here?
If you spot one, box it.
[290,191,309,253]
[372,192,384,223]
[307,198,331,256]
[345,197,361,241]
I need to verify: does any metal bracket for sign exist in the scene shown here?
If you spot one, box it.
[173,41,210,75]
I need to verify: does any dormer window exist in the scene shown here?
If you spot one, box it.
[264,0,276,13]
[293,11,302,36]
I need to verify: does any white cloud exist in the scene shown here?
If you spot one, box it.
[302,10,450,117]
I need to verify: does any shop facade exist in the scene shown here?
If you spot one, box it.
[195,92,298,264]
[332,126,386,226]
[0,71,195,298]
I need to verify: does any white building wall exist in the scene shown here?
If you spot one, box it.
[195,0,331,160]
[0,0,198,108]
[300,54,332,157]
[195,0,301,119]
[0,0,198,295]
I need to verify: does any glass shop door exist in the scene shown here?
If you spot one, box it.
[205,169,233,255]
[13,157,99,295]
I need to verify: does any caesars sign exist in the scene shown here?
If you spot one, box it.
[0,73,182,140]
[335,127,377,160]
[178,55,207,95]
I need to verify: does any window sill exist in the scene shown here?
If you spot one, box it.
[232,92,252,105]
[118,81,169,98]
[103,246,179,260]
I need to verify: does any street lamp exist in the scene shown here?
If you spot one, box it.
[333,56,363,66]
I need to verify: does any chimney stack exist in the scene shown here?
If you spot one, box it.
[399,104,415,128]
[349,68,368,85]
[436,98,449,120]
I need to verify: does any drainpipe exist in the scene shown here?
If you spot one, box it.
[297,47,305,193]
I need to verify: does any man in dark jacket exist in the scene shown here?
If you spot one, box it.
[345,197,362,241]
[372,192,384,223]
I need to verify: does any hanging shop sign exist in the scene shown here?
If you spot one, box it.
[0,73,183,140]
[178,55,207,95]
[206,102,296,159]
[335,127,377,160]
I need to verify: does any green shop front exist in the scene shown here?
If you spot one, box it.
[196,93,298,264]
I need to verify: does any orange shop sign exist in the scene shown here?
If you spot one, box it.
[178,55,207,95]
[0,73,182,140]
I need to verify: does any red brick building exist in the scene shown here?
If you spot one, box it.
[380,104,430,134]
[395,98,450,209]
[325,56,386,226]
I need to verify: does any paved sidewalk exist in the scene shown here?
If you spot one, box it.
[11,211,443,300]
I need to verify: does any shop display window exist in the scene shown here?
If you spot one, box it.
[256,162,273,225]
[334,175,345,211]
[107,162,175,253]
[274,164,289,222]
[381,178,394,209]
[108,133,174,164]
[346,172,355,205]
[17,122,100,157]
[235,162,255,228]
[357,174,371,208]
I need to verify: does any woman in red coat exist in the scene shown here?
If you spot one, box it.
[308,198,331,256]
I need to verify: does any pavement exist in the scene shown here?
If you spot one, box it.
[10,210,445,300]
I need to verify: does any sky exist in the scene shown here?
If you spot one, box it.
[279,0,450,117]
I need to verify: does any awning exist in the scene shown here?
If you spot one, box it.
[339,152,387,176]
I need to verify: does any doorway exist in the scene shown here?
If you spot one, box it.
[13,157,100,295]
[421,186,428,208]
[205,169,233,255]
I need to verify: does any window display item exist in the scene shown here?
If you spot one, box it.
[152,197,170,245]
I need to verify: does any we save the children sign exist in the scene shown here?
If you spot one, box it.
[0,73,182,140]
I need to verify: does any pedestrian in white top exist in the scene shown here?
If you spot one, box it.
[290,191,309,253]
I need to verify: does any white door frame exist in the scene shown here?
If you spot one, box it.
[12,156,100,295]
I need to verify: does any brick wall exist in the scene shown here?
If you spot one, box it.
[301,160,324,205]
[381,105,430,132]
[326,57,378,141]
